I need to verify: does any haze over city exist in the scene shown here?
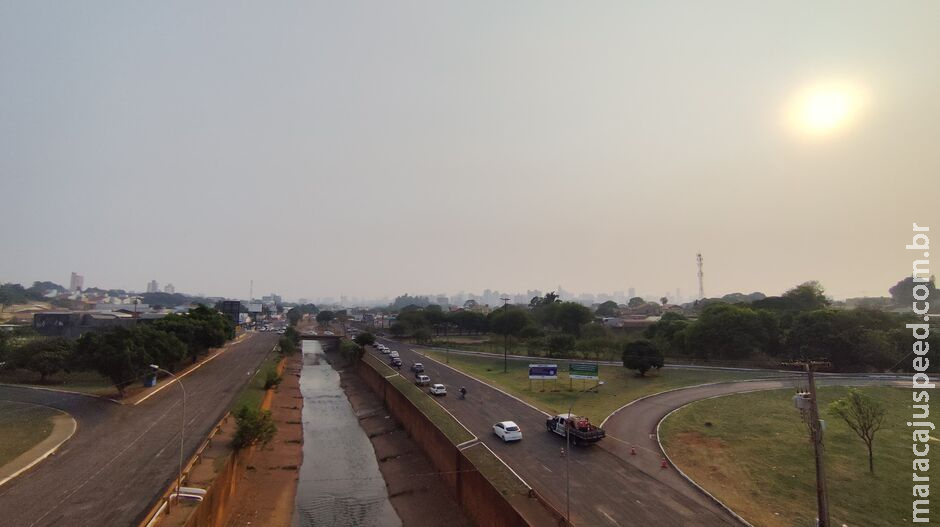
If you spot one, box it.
[2,1,938,301]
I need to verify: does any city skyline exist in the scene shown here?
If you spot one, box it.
[2,2,937,304]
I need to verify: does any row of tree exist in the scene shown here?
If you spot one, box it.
[645,282,937,372]
[0,306,235,396]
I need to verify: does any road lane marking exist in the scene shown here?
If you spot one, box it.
[601,510,620,525]
[416,350,551,417]
[134,334,253,406]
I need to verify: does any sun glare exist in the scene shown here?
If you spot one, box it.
[786,81,868,137]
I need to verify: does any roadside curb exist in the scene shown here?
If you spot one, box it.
[0,382,123,405]
[654,391,771,527]
[0,406,78,487]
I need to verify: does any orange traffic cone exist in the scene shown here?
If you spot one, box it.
[630,446,636,456]
[660,457,668,469]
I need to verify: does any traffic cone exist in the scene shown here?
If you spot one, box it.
[630,446,636,456]
[661,457,668,469]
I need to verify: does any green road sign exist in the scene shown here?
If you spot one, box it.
[569,362,599,380]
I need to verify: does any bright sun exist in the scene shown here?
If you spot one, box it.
[786,81,868,137]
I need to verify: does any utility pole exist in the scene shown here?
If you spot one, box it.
[785,359,832,527]
[500,297,511,373]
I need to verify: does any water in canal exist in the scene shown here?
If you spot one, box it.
[293,339,401,527]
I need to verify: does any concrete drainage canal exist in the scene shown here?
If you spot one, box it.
[292,339,401,527]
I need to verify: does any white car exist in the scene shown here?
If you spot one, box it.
[493,421,522,442]
[389,351,399,359]
[429,384,447,396]
[380,347,391,354]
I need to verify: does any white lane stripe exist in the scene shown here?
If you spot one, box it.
[134,335,251,406]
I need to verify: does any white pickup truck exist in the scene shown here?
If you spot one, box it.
[546,413,605,445]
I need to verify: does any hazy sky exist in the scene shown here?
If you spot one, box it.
[2,1,938,302]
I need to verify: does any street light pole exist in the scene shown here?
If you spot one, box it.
[151,365,186,510]
[566,381,604,526]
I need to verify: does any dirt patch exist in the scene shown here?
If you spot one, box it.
[224,354,304,527]
[672,431,727,450]
[333,360,473,527]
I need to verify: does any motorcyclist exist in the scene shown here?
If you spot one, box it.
[458,386,467,399]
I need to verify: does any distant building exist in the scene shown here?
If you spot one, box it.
[33,311,137,338]
[147,280,160,293]
[628,287,636,299]
[69,272,84,292]
[164,283,176,294]
[219,300,242,325]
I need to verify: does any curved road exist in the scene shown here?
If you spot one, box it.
[600,377,907,522]
[371,338,741,527]
[0,332,278,527]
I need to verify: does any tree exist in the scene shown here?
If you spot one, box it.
[354,332,376,349]
[684,303,769,361]
[130,325,187,370]
[278,336,297,355]
[232,406,277,450]
[627,297,645,308]
[828,389,886,474]
[490,308,531,370]
[286,307,302,326]
[0,283,29,311]
[622,340,664,376]
[390,322,407,337]
[553,302,593,337]
[546,334,576,358]
[781,281,831,311]
[14,338,74,383]
[316,310,336,325]
[595,300,619,317]
[412,327,432,345]
[660,297,668,306]
[73,328,151,398]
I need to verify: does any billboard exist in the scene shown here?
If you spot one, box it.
[528,364,558,380]
[569,362,599,380]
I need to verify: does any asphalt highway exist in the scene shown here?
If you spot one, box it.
[370,338,742,527]
[0,332,278,527]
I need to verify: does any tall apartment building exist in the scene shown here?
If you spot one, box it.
[147,280,159,293]
[164,283,175,294]
[69,272,84,292]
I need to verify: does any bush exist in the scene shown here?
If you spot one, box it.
[232,406,277,450]
[263,368,282,389]
[278,336,297,355]
[622,339,664,376]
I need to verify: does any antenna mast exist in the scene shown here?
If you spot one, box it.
[696,253,704,300]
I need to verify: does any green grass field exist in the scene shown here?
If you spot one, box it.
[0,401,58,468]
[423,350,781,422]
[660,387,917,527]
[0,368,115,396]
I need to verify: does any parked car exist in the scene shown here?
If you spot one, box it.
[493,421,523,442]
[429,384,447,396]
[411,362,425,373]
[414,374,431,386]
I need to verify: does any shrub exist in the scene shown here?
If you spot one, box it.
[232,406,277,450]
[263,368,282,389]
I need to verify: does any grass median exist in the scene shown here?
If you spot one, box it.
[660,386,912,527]
[0,401,59,467]
[233,352,282,411]
[423,350,782,422]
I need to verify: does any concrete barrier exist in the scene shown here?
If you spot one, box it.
[355,358,563,527]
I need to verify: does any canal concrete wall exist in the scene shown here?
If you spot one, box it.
[355,356,563,527]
